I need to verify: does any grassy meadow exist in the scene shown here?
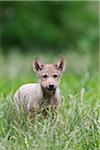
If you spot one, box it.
[0,51,99,150]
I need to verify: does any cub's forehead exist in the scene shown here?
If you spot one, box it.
[43,64,57,73]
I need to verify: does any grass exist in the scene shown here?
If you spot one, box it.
[0,51,99,150]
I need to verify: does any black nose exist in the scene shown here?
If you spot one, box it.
[49,84,54,89]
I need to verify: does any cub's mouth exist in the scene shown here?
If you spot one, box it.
[47,87,55,91]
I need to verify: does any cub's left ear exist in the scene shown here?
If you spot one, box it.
[55,56,65,72]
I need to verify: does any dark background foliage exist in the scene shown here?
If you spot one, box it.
[0,1,98,53]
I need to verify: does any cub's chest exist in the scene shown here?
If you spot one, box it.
[41,97,58,106]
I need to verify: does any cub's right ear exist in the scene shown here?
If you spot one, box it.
[32,57,43,72]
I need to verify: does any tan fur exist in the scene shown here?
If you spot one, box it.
[13,57,65,119]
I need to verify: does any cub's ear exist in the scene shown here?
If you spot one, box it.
[55,56,65,72]
[32,57,44,72]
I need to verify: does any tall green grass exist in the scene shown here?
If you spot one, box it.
[0,51,99,150]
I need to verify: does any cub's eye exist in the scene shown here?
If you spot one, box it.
[53,74,58,78]
[42,74,48,78]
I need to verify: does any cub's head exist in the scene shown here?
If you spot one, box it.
[33,57,65,91]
